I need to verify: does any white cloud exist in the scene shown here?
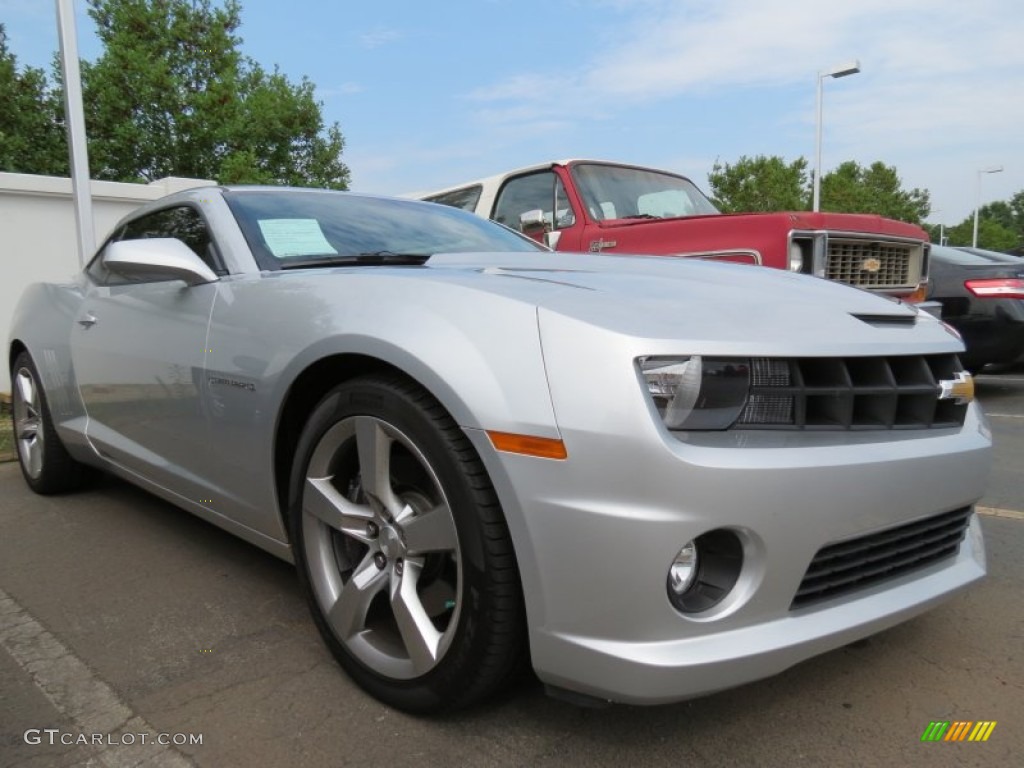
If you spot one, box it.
[358,27,403,49]
[462,0,1024,221]
[476,0,1018,104]
[468,74,576,103]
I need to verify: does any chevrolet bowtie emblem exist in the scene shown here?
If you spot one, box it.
[860,257,882,273]
[938,371,974,404]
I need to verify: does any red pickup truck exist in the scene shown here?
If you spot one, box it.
[420,159,929,297]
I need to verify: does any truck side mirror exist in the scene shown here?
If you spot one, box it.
[519,209,548,235]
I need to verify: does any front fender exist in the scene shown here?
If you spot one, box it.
[8,280,93,458]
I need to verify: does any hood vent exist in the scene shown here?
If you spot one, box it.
[850,313,917,328]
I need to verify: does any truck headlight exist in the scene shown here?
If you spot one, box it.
[638,356,749,430]
[788,241,804,272]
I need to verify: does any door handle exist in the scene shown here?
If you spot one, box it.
[77,313,98,329]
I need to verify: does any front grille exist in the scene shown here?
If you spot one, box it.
[826,238,920,290]
[792,507,973,608]
[735,354,968,430]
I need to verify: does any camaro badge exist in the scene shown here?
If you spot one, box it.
[589,239,617,252]
[938,371,974,404]
[208,375,256,392]
[860,257,882,273]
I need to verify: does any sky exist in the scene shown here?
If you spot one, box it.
[2,0,1022,226]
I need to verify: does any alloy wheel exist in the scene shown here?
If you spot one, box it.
[301,414,462,680]
[13,366,45,479]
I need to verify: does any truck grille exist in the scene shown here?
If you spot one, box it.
[791,507,972,608]
[736,353,968,430]
[825,238,921,290]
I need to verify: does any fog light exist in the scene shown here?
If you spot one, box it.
[666,529,744,615]
[669,541,699,594]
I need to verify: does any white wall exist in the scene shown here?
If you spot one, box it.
[1,172,215,393]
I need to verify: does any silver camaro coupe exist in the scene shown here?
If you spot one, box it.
[9,187,990,713]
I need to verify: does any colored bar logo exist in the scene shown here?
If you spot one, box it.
[921,721,997,742]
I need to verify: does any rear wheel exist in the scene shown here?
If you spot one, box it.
[288,375,525,713]
[11,351,90,494]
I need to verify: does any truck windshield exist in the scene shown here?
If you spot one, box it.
[571,163,720,221]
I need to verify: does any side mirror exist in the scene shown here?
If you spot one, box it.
[104,238,219,286]
[519,209,548,235]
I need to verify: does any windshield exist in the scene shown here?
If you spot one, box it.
[224,189,546,269]
[570,163,719,221]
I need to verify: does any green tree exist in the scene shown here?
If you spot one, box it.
[74,0,349,187]
[820,161,930,224]
[978,200,1016,232]
[922,223,941,244]
[944,217,1019,252]
[1011,190,1024,232]
[973,193,1024,251]
[707,155,809,212]
[0,24,68,175]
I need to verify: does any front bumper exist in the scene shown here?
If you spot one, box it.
[470,415,988,704]
[531,515,984,704]
[465,324,991,705]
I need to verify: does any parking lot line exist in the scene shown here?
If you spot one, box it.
[0,586,195,767]
[976,506,1024,521]
[984,413,1024,419]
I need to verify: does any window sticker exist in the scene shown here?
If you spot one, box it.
[257,218,337,258]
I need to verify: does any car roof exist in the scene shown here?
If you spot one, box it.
[932,244,1022,266]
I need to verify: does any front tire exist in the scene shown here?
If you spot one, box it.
[288,375,525,713]
[11,351,90,494]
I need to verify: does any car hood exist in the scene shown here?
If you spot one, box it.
[415,252,955,357]
[726,210,927,239]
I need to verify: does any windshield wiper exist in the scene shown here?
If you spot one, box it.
[278,251,432,269]
[619,213,661,220]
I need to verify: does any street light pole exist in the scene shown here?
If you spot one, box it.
[56,0,95,268]
[813,59,860,213]
[931,209,945,246]
[972,166,1004,248]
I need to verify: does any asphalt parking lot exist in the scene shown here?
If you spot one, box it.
[2,373,1023,768]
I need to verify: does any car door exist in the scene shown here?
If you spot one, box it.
[71,205,222,495]
[490,170,584,250]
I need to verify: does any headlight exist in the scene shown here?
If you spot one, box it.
[638,356,750,430]
[788,241,804,272]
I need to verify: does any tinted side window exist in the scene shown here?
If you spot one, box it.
[492,172,575,231]
[424,185,482,212]
[120,206,222,273]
